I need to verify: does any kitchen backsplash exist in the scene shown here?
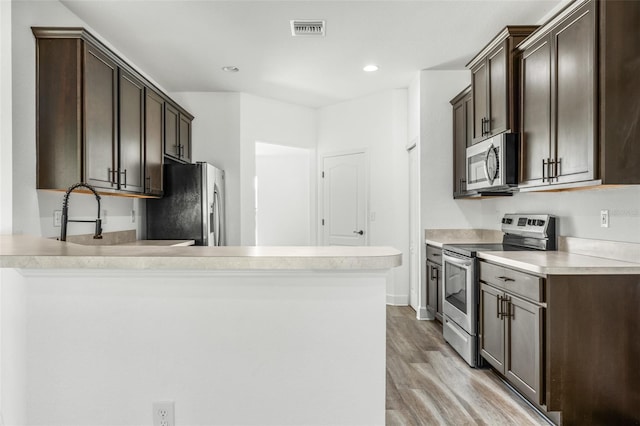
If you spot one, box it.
[475,185,640,243]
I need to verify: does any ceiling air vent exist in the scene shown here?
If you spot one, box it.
[290,20,325,37]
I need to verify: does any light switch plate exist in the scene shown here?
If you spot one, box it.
[600,209,609,228]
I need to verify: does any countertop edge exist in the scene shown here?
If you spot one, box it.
[0,235,402,271]
[477,251,640,275]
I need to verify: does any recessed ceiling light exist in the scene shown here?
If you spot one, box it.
[222,66,240,73]
[363,64,379,72]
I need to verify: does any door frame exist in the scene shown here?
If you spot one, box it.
[407,139,420,312]
[319,149,369,246]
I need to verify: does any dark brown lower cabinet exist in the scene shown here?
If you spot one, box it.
[480,263,544,406]
[426,245,443,321]
[481,262,640,424]
[480,284,542,406]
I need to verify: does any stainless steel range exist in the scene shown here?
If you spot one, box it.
[442,214,557,367]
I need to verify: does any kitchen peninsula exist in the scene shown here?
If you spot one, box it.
[0,235,401,425]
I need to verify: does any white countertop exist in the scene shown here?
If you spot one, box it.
[0,235,402,270]
[478,250,640,275]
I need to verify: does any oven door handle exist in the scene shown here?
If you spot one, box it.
[443,253,474,268]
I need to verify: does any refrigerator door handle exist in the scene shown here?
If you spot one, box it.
[210,203,215,243]
[213,187,221,246]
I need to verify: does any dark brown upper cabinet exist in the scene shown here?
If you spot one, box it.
[118,69,145,194]
[518,0,640,190]
[450,86,472,198]
[83,43,119,191]
[33,27,194,197]
[467,26,538,144]
[164,102,193,164]
[145,88,165,196]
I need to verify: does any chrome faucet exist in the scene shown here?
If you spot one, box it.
[60,183,103,242]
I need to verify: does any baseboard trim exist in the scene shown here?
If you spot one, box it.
[386,294,409,306]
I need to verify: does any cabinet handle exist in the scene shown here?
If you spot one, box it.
[502,296,513,319]
[430,265,436,280]
[496,276,515,282]
[119,169,127,187]
[497,295,502,318]
[145,176,151,192]
[555,158,561,180]
[459,178,466,191]
[107,168,117,185]
[542,159,548,182]
[174,144,180,156]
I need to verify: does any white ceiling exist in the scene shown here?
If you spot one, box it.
[60,0,564,109]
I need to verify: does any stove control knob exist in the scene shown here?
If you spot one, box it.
[536,220,545,226]
[527,219,533,225]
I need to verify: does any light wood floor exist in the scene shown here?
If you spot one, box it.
[386,306,550,425]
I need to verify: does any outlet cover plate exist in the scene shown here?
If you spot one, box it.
[153,401,174,426]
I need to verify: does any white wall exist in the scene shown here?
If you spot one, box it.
[478,187,640,242]
[0,269,27,426]
[169,92,242,245]
[21,269,386,426]
[240,93,317,246]
[419,70,484,231]
[317,89,409,305]
[170,92,317,246]
[1,0,12,235]
[256,143,312,246]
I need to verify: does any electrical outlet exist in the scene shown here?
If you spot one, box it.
[53,210,62,227]
[600,209,609,228]
[152,401,174,426]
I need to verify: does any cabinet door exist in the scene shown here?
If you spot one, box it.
[552,1,596,183]
[426,261,438,316]
[487,44,507,136]
[179,113,192,163]
[453,97,467,195]
[118,69,144,193]
[464,93,473,148]
[84,44,118,190]
[145,88,164,196]
[165,103,180,160]
[471,61,488,143]
[479,283,504,373]
[504,294,543,405]
[520,36,552,186]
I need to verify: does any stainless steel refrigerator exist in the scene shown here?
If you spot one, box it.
[146,162,225,246]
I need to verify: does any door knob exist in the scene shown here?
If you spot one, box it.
[353,230,364,235]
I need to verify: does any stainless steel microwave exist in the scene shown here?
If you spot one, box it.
[466,132,519,192]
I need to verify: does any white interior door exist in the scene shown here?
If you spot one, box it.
[408,144,419,311]
[322,152,367,246]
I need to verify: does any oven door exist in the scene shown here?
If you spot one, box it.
[442,252,476,335]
